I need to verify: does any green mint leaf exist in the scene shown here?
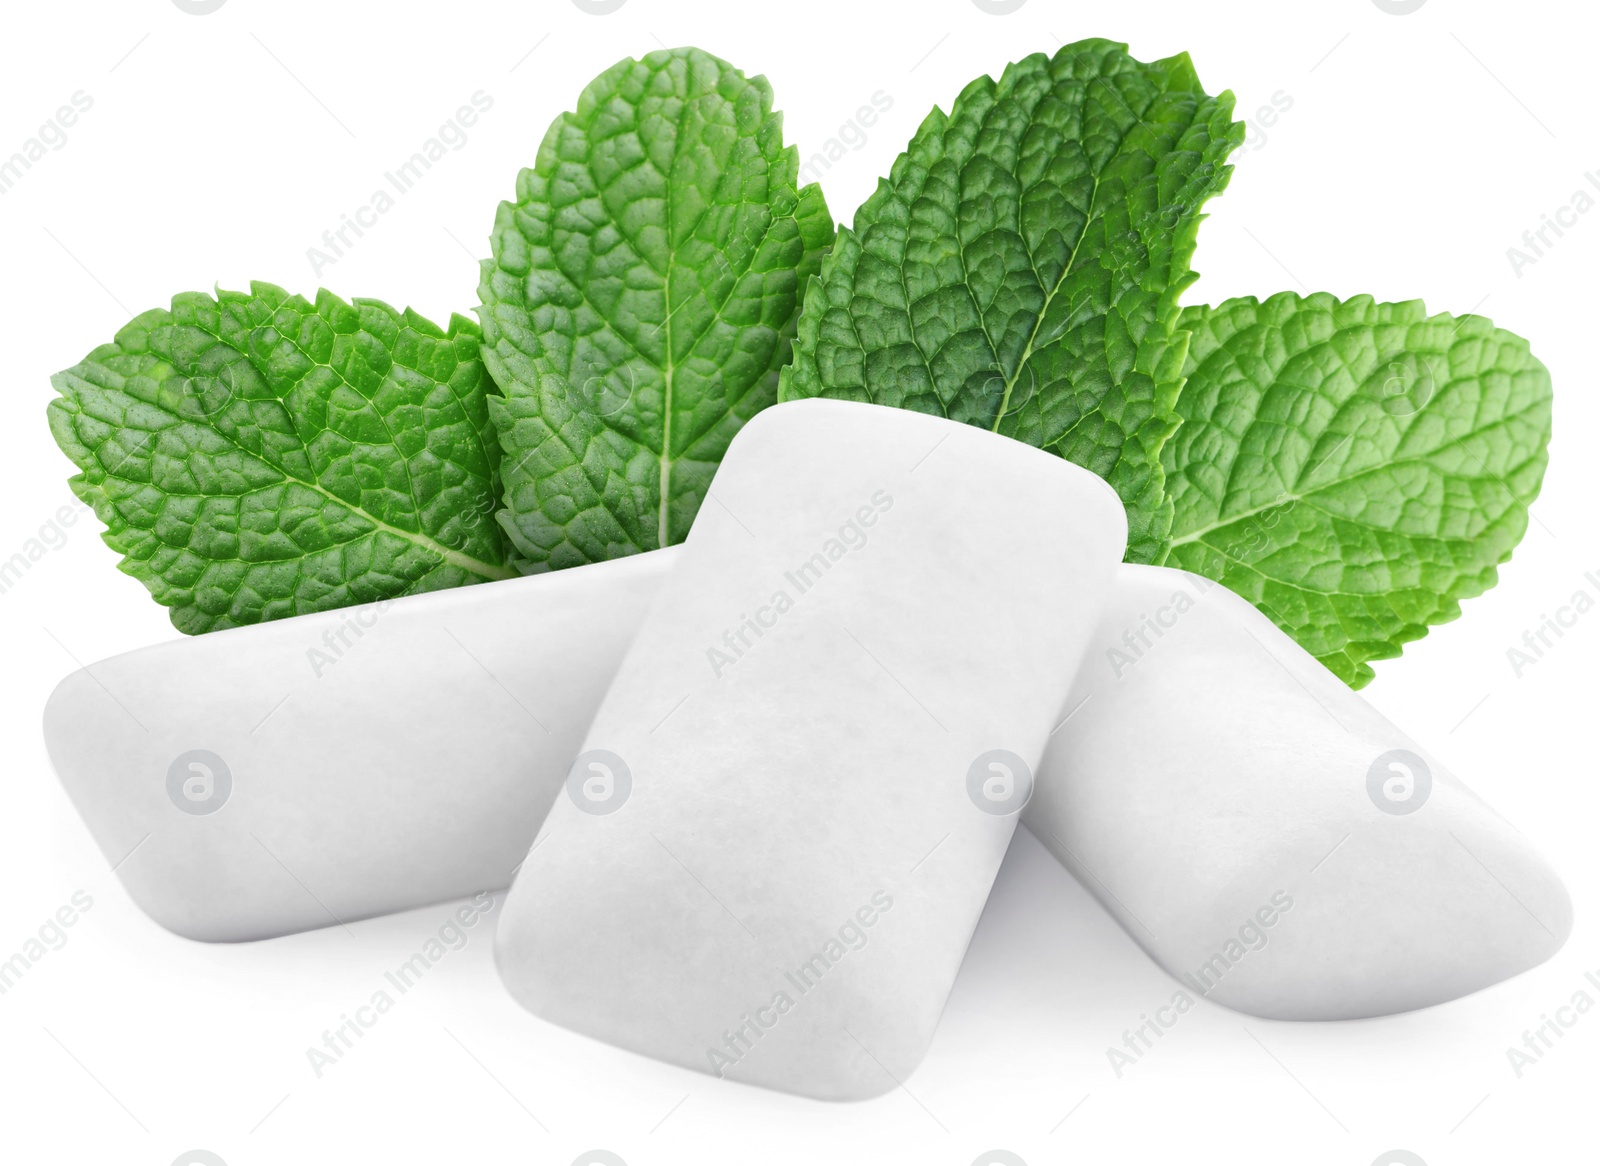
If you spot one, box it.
[48,282,513,634]
[777,38,1242,563]
[478,46,834,571]
[1163,292,1553,687]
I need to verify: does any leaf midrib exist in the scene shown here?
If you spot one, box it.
[1166,432,1545,554]
[563,91,786,549]
[986,63,1188,438]
[659,250,677,549]
[992,172,1103,432]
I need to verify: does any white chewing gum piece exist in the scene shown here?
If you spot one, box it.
[494,399,1128,1101]
[1024,563,1573,1020]
[42,550,675,942]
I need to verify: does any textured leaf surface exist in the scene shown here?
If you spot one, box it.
[1163,292,1553,687]
[479,46,834,571]
[778,38,1242,563]
[48,283,512,634]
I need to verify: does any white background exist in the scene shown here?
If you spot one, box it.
[1,1,1595,1163]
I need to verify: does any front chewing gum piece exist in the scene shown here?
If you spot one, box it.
[494,399,1128,1100]
[42,551,672,941]
[1024,564,1573,1020]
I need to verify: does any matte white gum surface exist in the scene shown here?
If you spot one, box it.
[46,426,1567,1039]
[43,549,674,941]
[494,399,1128,1100]
[1023,563,1573,1020]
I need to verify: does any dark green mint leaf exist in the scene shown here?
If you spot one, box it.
[779,38,1243,563]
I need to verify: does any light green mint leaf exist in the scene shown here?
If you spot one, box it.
[48,282,513,634]
[478,46,835,571]
[1163,292,1553,687]
[778,38,1243,563]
